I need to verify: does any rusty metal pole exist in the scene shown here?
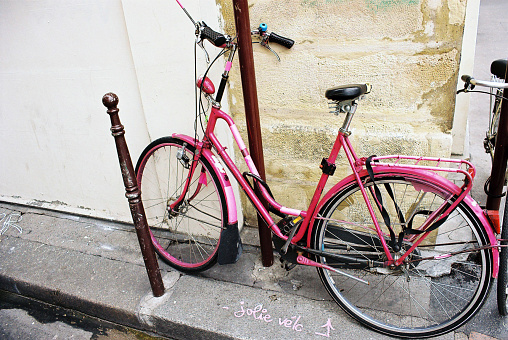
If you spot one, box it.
[102,93,165,297]
[232,0,273,267]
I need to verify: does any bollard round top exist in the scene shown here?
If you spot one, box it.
[102,93,119,109]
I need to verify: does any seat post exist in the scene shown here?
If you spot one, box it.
[338,102,357,135]
[325,83,370,134]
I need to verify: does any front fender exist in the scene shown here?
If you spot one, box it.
[173,134,241,265]
[173,134,238,225]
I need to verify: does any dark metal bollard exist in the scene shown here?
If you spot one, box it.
[232,0,274,267]
[102,93,165,297]
[486,86,508,212]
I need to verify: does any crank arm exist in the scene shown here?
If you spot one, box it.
[281,225,298,254]
[297,255,369,285]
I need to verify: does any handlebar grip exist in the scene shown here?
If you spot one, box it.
[461,75,473,83]
[201,25,227,47]
[268,32,294,49]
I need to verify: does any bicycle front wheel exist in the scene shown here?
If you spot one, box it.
[135,137,227,272]
[312,174,493,338]
[497,196,508,315]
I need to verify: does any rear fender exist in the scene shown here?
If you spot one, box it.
[309,166,499,277]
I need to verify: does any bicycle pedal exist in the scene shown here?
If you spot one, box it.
[285,262,297,271]
[279,258,297,271]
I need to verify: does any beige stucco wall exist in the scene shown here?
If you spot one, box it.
[218,0,470,225]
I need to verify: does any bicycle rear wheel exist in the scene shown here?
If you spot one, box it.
[312,173,493,338]
[497,197,508,315]
[135,137,227,272]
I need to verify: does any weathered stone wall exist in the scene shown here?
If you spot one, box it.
[217,0,467,224]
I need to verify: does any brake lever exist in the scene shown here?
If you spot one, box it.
[251,25,281,62]
[457,81,475,94]
[259,36,280,62]
[196,38,210,64]
[194,22,211,64]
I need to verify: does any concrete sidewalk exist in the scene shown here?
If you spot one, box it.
[0,202,405,340]
[0,201,504,340]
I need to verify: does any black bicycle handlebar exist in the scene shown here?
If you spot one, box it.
[199,21,294,51]
[268,32,294,49]
[200,22,227,47]
[461,75,472,83]
[461,74,508,89]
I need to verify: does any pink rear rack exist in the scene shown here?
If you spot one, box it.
[367,155,475,194]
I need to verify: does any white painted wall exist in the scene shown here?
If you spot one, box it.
[0,0,234,222]
[452,0,480,156]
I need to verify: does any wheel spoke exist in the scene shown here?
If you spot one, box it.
[136,138,225,272]
[313,176,492,337]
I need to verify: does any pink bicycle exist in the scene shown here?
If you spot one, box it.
[135,2,499,338]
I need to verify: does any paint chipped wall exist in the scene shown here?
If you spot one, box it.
[217,0,468,224]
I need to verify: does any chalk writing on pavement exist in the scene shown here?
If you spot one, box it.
[222,300,335,337]
[0,212,22,235]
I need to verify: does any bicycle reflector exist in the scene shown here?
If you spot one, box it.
[486,210,501,234]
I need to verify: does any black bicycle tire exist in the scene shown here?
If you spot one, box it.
[135,136,228,272]
[497,197,508,315]
[311,173,493,338]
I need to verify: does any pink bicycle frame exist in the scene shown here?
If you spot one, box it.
[177,100,499,277]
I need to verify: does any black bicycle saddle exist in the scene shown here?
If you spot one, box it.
[325,84,370,101]
[491,59,507,80]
